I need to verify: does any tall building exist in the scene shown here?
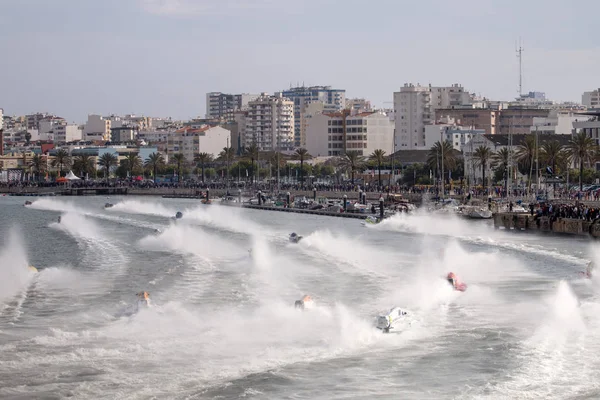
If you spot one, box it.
[393,83,473,149]
[305,110,394,157]
[205,92,260,121]
[277,86,346,148]
[346,98,372,113]
[434,108,500,135]
[26,112,52,130]
[583,89,600,109]
[0,108,3,156]
[245,94,294,152]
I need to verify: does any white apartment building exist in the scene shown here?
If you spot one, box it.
[277,86,345,148]
[84,115,111,141]
[137,130,171,144]
[423,117,485,151]
[205,92,260,121]
[305,111,394,157]
[38,117,66,141]
[245,94,294,151]
[582,89,600,109]
[167,125,230,161]
[54,124,82,143]
[346,98,372,112]
[0,108,3,131]
[394,83,473,149]
[530,110,581,135]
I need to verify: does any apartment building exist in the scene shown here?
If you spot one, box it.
[305,110,394,157]
[110,127,136,143]
[205,92,260,121]
[277,86,345,148]
[167,125,230,161]
[394,83,473,149]
[245,94,294,152]
[84,115,111,141]
[583,89,600,109]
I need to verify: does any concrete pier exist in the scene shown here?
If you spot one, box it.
[493,212,600,238]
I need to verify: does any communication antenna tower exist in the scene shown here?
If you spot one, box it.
[516,38,524,97]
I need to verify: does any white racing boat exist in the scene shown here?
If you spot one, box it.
[136,291,151,311]
[294,295,315,310]
[375,306,413,333]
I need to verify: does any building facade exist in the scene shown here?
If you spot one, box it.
[305,110,394,157]
[277,86,345,148]
[531,110,581,135]
[84,115,111,141]
[167,125,230,161]
[423,118,486,151]
[583,89,600,109]
[394,83,472,149]
[245,95,294,152]
[205,92,260,121]
[110,127,136,143]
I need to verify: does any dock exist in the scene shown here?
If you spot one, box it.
[493,212,600,238]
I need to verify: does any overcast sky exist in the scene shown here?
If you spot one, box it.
[0,0,598,123]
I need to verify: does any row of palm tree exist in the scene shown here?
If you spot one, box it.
[427,131,598,191]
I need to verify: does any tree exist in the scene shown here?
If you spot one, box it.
[472,145,493,187]
[98,153,118,181]
[24,131,31,146]
[194,152,213,183]
[540,140,564,176]
[51,149,71,177]
[568,131,597,191]
[144,152,166,184]
[72,154,95,179]
[338,151,364,185]
[29,154,46,181]
[516,135,536,191]
[491,148,513,188]
[218,146,235,184]
[369,149,386,188]
[293,148,310,188]
[125,152,142,178]
[171,153,186,182]
[243,143,259,185]
[427,141,456,182]
[269,152,286,184]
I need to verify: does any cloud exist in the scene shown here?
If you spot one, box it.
[138,0,293,17]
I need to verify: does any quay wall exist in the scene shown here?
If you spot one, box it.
[493,212,600,238]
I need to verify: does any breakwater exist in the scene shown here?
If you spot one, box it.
[493,212,600,238]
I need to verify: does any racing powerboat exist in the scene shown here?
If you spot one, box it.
[136,291,151,310]
[104,203,114,208]
[294,295,314,310]
[375,307,412,333]
[172,211,183,220]
[362,215,381,226]
[447,272,467,291]
[289,233,303,243]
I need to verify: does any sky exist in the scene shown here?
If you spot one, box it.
[0,0,598,124]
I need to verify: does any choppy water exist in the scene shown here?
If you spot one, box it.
[1,195,600,399]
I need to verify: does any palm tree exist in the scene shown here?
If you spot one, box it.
[369,149,386,188]
[125,153,142,179]
[568,131,597,191]
[28,154,46,181]
[540,140,564,176]
[427,141,456,182]
[338,151,364,185]
[98,153,118,181]
[472,145,493,187]
[293,148,310,188]
[516,135,536,192]
[492,147,513,189]
[194,152,213,183]
[171,153,186,182]
[72,154,95,179]
[270,152,286,185]
[218,146,235,184]
[51,149,71,177]
[243,143,260,185]
[144,152,166,184]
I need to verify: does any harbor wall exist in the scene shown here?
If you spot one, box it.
[493,212,600,238]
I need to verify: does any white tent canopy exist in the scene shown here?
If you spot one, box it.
[65,171,81,180]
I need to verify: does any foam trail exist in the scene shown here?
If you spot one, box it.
[0,228,33,304]
[110,199,175,217]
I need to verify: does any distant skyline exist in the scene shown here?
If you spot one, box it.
[0,0,598,124]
